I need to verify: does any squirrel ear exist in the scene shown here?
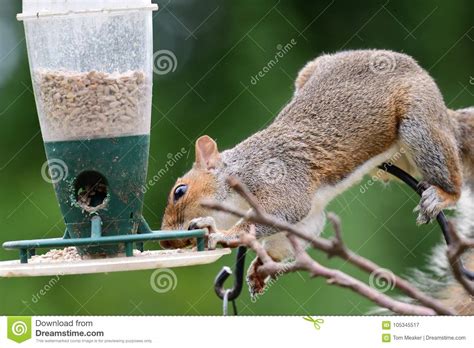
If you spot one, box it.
[195,135,221,170]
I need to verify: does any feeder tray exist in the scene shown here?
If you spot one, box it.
[0,215,231,277]
[0,249,231,278]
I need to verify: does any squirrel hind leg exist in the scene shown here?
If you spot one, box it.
[415,185,460,224]
[399,115,462,224]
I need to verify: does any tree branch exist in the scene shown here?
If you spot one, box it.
[201,176,456,315]
[239,227,435,315]
[446,221,474,296]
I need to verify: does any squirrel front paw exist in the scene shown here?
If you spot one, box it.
[188,216,218,234]
[188,216,219,249]
[414,184,446,225]
[188,217,232,249]
[188,217,241,249]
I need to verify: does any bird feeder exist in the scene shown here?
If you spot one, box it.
[0,0,229,277]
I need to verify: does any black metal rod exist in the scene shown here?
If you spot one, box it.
[214,246,247,301]
[378,163,474,281]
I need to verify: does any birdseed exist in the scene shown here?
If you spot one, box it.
[29,247,185,264]
[35,69,149,141]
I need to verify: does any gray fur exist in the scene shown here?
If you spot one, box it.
[214,49,469,236]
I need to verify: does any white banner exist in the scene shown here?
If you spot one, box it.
[1,316,473,347]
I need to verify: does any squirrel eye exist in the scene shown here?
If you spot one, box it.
[173,184,188,202]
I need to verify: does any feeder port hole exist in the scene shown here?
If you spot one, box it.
[74,171,109,212]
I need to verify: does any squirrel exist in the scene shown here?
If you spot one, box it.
[160,49,474,297]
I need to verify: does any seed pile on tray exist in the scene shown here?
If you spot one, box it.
[28,247,186,264]
[30,247,82,263]
[35,69,148,140]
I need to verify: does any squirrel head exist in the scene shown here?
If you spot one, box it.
[160,135,222,248]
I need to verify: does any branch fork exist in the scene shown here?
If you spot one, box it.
[201,176,474,315]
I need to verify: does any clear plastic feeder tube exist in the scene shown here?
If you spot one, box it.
[18,0,158,142]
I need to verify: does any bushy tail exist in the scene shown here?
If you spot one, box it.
[416,187,474,315]
[370,187,474,315]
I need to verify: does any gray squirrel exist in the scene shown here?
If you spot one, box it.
[160,49,473,305]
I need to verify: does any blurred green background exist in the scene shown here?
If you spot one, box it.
[0,0,472,316]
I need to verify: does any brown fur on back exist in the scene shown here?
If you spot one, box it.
[218,50,452,227]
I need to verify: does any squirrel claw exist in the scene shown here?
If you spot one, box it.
[187,217,235,249]
[188,216,221,249]
[207,232,228,250]
[188,216,218,234]
[415,185,444,225]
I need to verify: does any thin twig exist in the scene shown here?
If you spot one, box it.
[201,176,456,315]
[239,228,435,315]
[446,221,474,296]
[325,212,455,315]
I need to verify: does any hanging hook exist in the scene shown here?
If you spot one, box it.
[214,246,247,315]
[378,163,474,281]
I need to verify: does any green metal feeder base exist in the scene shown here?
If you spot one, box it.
[0,216,230,278]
